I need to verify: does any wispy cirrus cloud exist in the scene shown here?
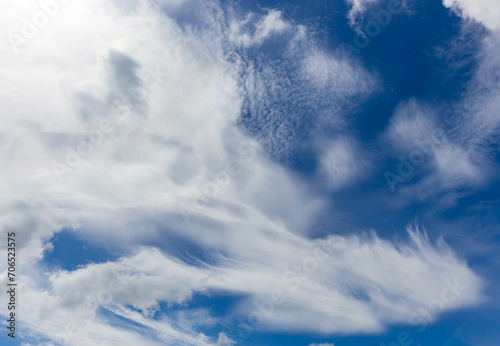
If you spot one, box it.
[381,29,500,203]
[319,136,373,190]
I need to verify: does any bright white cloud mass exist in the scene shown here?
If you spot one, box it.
[0,0,498,345]
[443,0,500,31]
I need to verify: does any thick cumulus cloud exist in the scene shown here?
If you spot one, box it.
[0,0,484,345]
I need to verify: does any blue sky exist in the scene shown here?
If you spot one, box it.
[1,0,500,345]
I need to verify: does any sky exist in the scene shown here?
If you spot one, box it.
[0,0,500,345]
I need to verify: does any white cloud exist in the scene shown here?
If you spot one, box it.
[308,343,335,346]
[240,36,377,162]
[302,49,376,96]
[460,33,500,145]
[0,0,486,344]
[0,197,79,263]
[384,98,440,153]
[346,0,383,25]
[217,332,236,345]
[319,137,372,190]
[382,25,500,204]
[229,9,290,48]
[433,145,487,187]
[382,96,495,202]
[443,0,500,31]
[5,228,483,343]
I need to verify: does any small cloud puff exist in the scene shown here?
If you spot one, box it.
[319,137,372,190]
[217,332,237,345]
[229,9,290,47]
